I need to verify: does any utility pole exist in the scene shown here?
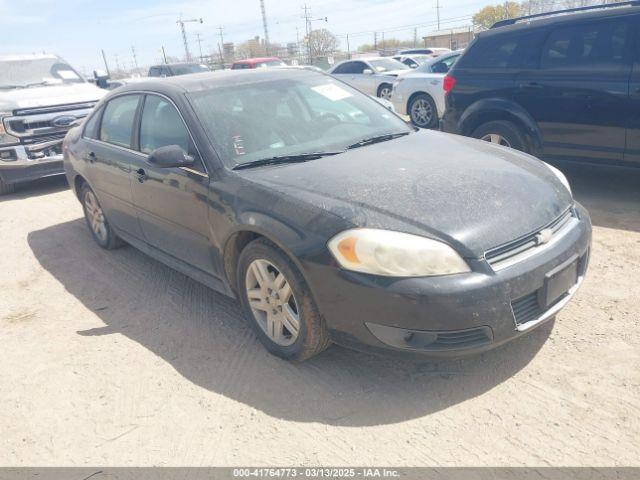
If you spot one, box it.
[413,28,418,47]
[381,32,385,53]
[161,46,168,64]
[195,33,204,63]
[114,54,121,73]
[101,49,111,76]
[131,46,139,71]
[436,0,441,30]
[374,32,378,51]
[176,17,203,61]
[217,26,225,64]
[302,4,312,64]
[346,33,351,59]
[260,0,271,55]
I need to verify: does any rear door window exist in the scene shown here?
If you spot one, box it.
[139,95,190,155]
[541,20,632,71]
[461,31,544,69]
[99,95,141,149]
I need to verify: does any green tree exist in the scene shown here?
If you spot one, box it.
[473,2,522,29]
[306,29,339,59]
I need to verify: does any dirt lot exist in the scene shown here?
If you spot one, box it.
[0,163,639,466]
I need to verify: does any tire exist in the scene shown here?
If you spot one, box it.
[80,182,125,250]
[0,177,15,195]
[471,120,529,153]
[237,238,331,362]
[377,83,393,100]
[408,93,438,129]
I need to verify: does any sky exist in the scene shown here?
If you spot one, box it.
[0,0,498,74]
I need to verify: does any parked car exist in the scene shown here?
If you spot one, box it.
[442,2,640,166]
[398,47,451,56]
[63,69,591,361]
[231,57,287,69]
[391,50,464,128]
[148,63,209,77]
[329,57,411,99]
[392,54,432,69]
[0,54,105,194]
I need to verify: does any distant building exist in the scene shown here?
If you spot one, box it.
[422,26,479,50]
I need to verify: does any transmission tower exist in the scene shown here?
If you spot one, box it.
[260,0,271,54]
[177,17,203,61]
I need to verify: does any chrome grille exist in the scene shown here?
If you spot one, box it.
[485,208,576,271]
[5,102,95,140]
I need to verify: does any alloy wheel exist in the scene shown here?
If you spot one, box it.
[84,190,108,243]
[379,86,392,100]
[481,133,512,148]
[411,98,434,128]
[245,259,301,347]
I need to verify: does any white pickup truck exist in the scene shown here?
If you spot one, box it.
[0,54,105,194]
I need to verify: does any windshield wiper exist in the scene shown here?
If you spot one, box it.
[346,132,411,150]
[232,151,343,170]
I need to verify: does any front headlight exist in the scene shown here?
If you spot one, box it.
[545,162,572,195]
[0,114,19,146]
[328,229,470,277]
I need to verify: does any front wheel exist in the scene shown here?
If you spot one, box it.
[377,83,393,100]
[0,177,15,195]
[471,120,529,153]
[80,183,124,250]
[237,239,331,361]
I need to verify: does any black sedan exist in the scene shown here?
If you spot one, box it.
[63,69,591,361]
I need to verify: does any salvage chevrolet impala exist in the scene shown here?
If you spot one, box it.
[63,69,592,361]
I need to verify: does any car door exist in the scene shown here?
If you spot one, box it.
[514,18,633,163]
[128,93,215,273]
[83,94,145,240]
[624,15,640,165]
[333,61,373,95]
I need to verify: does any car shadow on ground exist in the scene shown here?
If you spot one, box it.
[28,218,551,427]
[555,161,640,233]
[0,175,69,203]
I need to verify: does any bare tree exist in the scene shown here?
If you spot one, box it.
[306,29,339,59]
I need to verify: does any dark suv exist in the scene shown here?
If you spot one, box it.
[442,2,640,166]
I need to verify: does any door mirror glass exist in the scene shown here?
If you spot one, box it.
[363,68,374,75]
[148,145,194,168]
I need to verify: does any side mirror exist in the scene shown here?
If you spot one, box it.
[363,69,374,75]
[148,145,194,168]
[409,64,418,69]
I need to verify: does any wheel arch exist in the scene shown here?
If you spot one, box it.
[221,219,316,297]
[459,99,542,152]
[377,82,393,97]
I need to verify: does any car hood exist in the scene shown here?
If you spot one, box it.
[0,83,105,112]
[237,130,573,258]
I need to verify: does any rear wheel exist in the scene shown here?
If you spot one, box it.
[471,120,528,152]
[409,93,438,129]
[237,238,331,361]
[80,183,124,250]
[377,83,393,100]
[0,177,15,195]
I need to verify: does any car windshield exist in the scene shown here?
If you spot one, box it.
[0,57,84,89]
[171,64,209,75]
[188,75,412,168]
[368,58,410,72]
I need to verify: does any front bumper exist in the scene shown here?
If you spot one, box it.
[302,203,592,356]
[0,144,64,184]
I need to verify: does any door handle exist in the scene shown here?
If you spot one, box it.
[86,151,96,163]
[136,168,147,183]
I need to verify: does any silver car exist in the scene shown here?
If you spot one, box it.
[329,57,411,100]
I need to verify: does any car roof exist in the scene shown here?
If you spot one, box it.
[108,68,326,96]
[150,63,205,68]
[482,4,640,37]
[232,57,281,64]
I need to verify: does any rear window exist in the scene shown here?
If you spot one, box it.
[459,31,543,69]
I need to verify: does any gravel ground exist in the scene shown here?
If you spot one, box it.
[0,163,638,466]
